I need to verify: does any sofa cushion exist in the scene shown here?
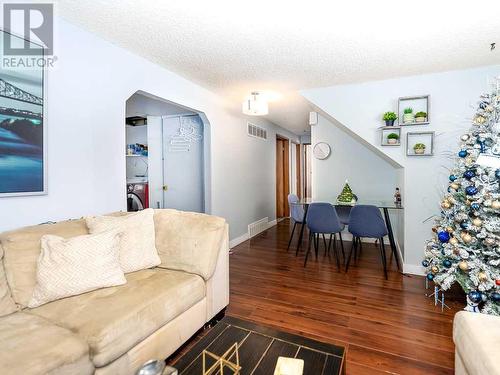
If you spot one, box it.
[154,209,226,280]
[0,246,18,317]
[453,311,500,375]
[0,312,93,375]
[28,230,126,308]
[0,219,89,307]
[86,208,161,273]
[30,268,205,368]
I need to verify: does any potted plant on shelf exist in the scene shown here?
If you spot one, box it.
[413,143,426,154]
[387,133,399,145]
[415,111,427,122]
[383,112,397,126]
[403,107,414,124]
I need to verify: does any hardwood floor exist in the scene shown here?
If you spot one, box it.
[226,220,463,374]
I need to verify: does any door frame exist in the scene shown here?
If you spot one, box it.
[276,135,290,218]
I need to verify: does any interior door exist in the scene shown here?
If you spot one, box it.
[161,115,204,212]
[276,137,290,218]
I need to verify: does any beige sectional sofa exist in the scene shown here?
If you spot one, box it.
[453,311,500,375]
[0,209,229,375]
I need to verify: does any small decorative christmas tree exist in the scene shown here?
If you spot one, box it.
[422,78,500,315]
[337,180,356,205]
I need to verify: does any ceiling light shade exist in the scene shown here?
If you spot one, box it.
[242,92,268,116]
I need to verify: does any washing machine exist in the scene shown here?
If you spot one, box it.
[127,181,149,212]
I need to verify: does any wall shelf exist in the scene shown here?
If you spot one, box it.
[398,95,430,126]
[126,154,148,157]
[380,126,401,147]
[406,131,435,156]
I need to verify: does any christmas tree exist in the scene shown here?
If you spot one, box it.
[337,180,356,204]
[423,79,500,315]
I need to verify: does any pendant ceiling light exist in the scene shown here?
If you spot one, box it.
[242,91,268,116]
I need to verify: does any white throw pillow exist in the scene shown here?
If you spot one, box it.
[28,230,126,308]
[86,208,161,273]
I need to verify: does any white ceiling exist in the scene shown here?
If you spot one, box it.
[53,0,500,134]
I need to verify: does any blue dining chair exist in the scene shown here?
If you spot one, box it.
[304,203,345,269]
[287,194,305,252]
[345,205,389,279]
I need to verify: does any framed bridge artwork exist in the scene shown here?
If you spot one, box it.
[0,29,47,196]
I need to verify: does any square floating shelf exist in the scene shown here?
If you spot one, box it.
[407,131,435,156]
[380,126,401,146]
[398,95,430,126]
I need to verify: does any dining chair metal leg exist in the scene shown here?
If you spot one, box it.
[314,234,319,258]
[327,234,333,258]
[345,240,355,272]
[379,237,388,280]
[353,237,359,262]
[338,232,346,263]
[287,221,297,252]
[295,224,305,257]
[333,234,341,271]
[304,231,313,267]
[358,237,363,255]
[322,234,328,256]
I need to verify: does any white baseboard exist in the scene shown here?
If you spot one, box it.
[403,263,425,276]
[229,219,279,249]
[229,233,249,249]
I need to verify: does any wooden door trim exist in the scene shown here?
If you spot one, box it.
[276,137,290,218]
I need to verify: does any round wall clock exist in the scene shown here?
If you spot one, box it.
[313,142,331,160]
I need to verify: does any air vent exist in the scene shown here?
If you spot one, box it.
[247,122,267,140]
[248,217,269,238]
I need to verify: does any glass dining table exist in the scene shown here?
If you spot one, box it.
[294,198,403,270]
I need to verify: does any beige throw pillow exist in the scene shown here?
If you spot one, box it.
[86,208,161,273]
[28,230,126,308]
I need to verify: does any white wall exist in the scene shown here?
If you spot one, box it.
[0,18,298,243]
[311,113,398,202]
[302,65,500,273]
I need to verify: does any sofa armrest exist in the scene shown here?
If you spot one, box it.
[205,224,229,321]
[453,311,500,375]
[153,209,226,281]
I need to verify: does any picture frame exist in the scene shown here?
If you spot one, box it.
[407,131,434,156]
[0,29,47,197]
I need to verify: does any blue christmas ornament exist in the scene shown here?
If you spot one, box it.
[471,203,480,210]
[465,186,478,195]
[438,231,450,243]
[477,140,485,153]
[468,291,482,303]
[491,292,500,302]
[426,273,434,281]
[460,221,469,230]
[422,260,429,267]
[449,175,457,182]
[458,150,468,158]
[443,260,452,268]
[463,170,476,180]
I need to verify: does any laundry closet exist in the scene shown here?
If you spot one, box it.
[125,92,207,213]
